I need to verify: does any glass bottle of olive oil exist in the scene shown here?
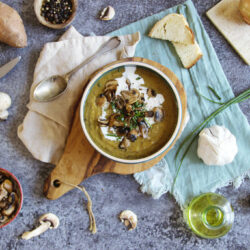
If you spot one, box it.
[184,193,234,239]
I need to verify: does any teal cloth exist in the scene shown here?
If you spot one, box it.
[108,0,250,207]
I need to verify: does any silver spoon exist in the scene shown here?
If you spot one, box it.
[33,36,121,102]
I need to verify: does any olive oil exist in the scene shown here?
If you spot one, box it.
[184,193,234,239]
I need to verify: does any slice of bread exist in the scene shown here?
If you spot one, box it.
[148,13,195,45]
[173,41,203,68]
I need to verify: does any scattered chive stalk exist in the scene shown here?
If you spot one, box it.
[172,89,250,192]
[195,89,225,105]
[208,86,222,100]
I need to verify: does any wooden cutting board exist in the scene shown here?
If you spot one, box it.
[44,58,187,200]
[207,0,250,65]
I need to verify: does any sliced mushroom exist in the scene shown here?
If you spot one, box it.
[104,90,114,102]
[147,88,157,97]
[8,192,18,205]
[119,137,130,149]
[125,104,132,113]
[2,179,13,193]
[140,93,145,102]
[144,111,154,117]
[109,114,124,127]
[115,96,125,110]
[21,213,60,240]
[119,210,137,231]
[105,80,118,92]
[0,200,7,208]
[98,118,109,127]
[96,94,107,107]
[126,79,131,90]
[153,107,164,122]
[0,215,8,224]
[2,202,16,216]
[127,129,138,142]
[121,89,140,104]
[0,186,8,201]
[117,127,130,136]
[139,120,148,138]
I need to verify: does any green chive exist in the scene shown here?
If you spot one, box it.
[136,77,141,80]
[208,86,222,100]
[195,89,225,105]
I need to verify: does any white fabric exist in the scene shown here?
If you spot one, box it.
[18,26,140,164]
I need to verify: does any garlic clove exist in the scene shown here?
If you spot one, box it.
[100,6,115,21]
[0,110,9,120]
[0,92,11,111]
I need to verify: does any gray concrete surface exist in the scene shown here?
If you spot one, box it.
[0,0,249,249]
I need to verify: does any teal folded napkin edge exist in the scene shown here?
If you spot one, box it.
[108,0,250,208]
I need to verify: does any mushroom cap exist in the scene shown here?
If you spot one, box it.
[39,213,60,229]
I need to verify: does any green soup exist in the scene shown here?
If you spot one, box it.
[84,66,178,160]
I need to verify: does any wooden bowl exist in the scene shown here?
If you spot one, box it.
[34,0,78,29]
[80,57,183,165]
[0,168,23,228]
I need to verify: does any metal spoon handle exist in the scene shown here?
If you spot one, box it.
[64,36,121,80]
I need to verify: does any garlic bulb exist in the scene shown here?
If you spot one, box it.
[0,92,11,120]
[197,125,238,166]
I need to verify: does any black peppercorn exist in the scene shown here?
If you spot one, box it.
[40,0,73,24]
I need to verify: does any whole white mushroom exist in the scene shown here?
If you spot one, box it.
[0,92,11,120]
[197,125,238,166]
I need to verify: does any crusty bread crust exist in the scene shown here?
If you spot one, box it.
[185,53,203,69]
[148,13,195,45]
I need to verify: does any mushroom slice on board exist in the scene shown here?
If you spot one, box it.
[21,213,60,240]
[119,210,137,231]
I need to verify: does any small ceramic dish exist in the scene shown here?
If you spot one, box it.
[34,0,78,29]
[80,57,183,164]
[0,168,23,228]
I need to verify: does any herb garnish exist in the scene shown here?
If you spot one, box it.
[106,133,122,140]
[136,77,141,80]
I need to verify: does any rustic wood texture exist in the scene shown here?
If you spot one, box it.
[207,0,250,65]
[44,57,187,200]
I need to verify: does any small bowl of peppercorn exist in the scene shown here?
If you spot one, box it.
[34,0,78,29]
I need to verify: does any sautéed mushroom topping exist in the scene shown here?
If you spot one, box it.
[95,67,165,149]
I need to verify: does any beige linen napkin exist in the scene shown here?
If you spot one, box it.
[18,26,140,164]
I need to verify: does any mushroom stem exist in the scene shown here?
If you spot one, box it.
[21,221,51,240]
